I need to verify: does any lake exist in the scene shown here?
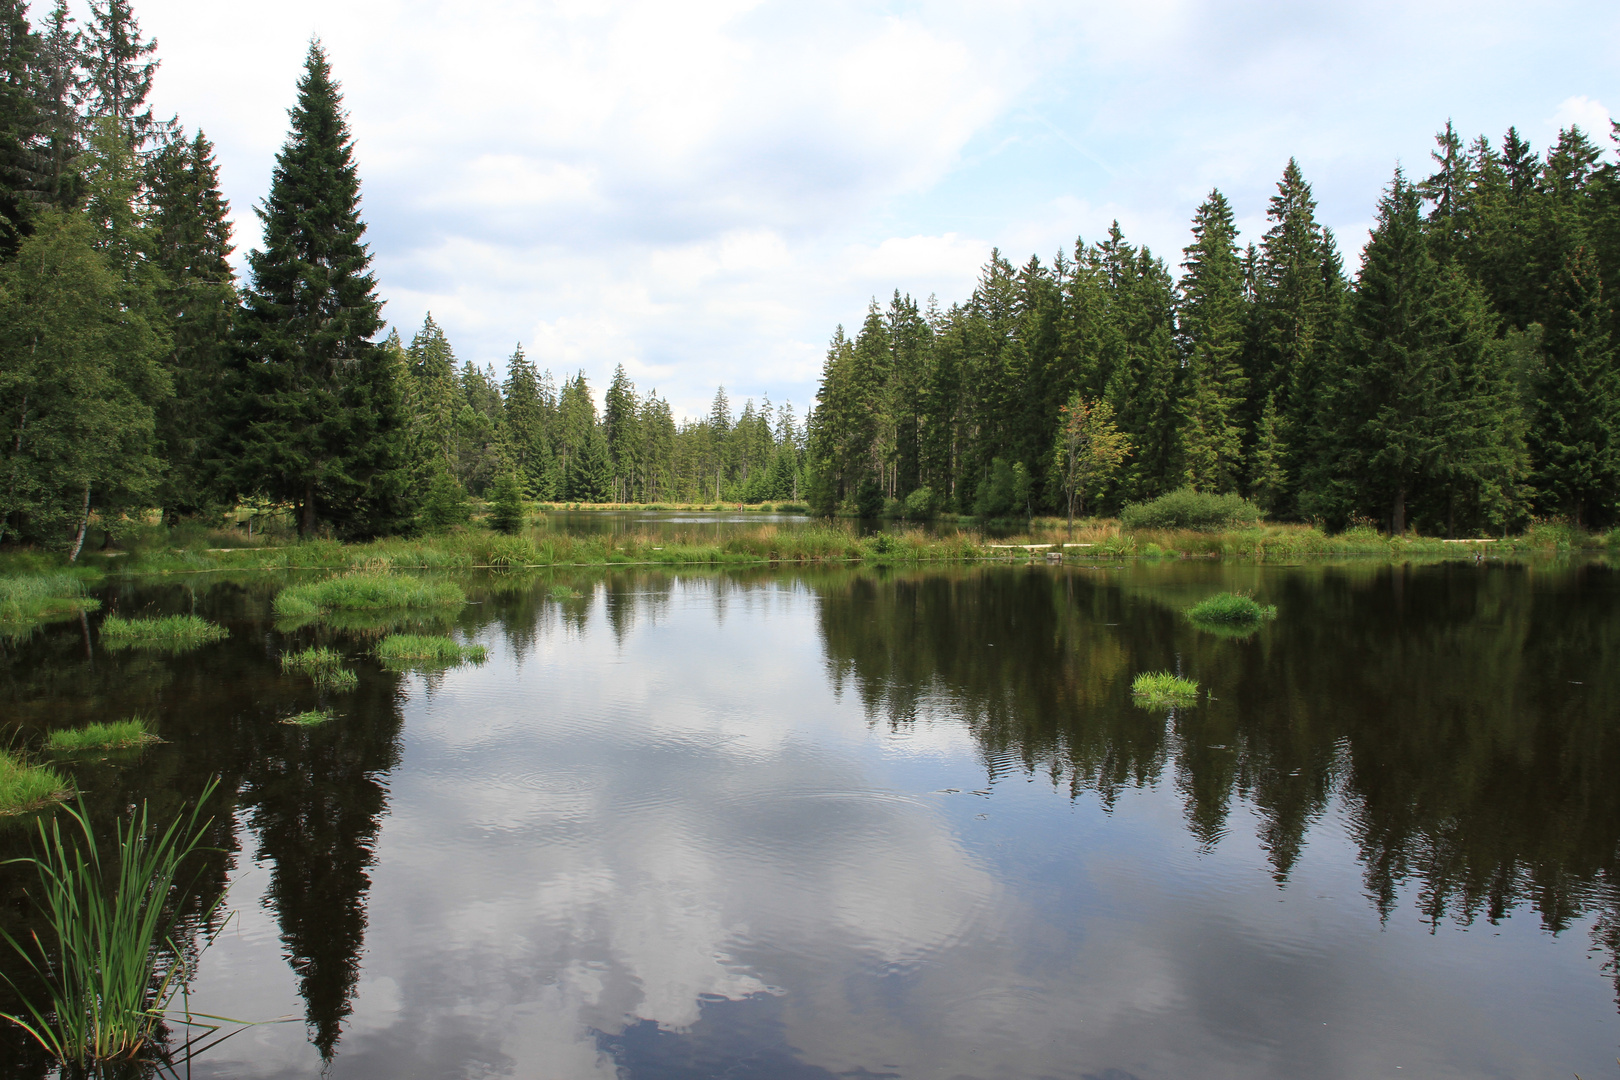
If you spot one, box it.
[1,556,1617,1078]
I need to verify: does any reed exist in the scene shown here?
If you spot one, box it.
[1131,671,1200,707]
[374,634,486,667]
[0,783,218,1068]
[0,751,72,816]
[98,614,227,652]
[45,718,158,754]
[0,573,100,626]
[1185,592,1278,624]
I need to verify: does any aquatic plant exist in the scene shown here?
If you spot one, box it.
[549,585,582,600]
[271,572,465,617]
[0,752,72,816]
[0,573,101,627]
[1185,592,1278,624]
[0,783,219,1068]
[282,709,333,727]
[281,647,358,691]
[1131,671,1200,707]
[375,634,486,667]
[45,719,158,754]
[99,614,228,652]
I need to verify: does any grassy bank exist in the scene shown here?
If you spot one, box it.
[0,572,101,631]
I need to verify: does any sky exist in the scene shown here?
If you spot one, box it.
[93,0,1620,420]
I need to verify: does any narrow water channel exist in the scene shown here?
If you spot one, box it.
[1,559,1616,1078]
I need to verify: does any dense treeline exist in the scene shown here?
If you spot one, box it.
[808,127,1620,533]
[0,0,809,553]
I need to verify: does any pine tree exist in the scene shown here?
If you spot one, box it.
[487,468,526,533]
[1532,246,1620,527]
[566,422,611,502]
[1176,190,1248,492]
[0,0,40,256]
[149,130,236,519]
[603,363,639,501]
[81,0,161,153]
[32,1,84,210]
[238,41,400,537]
[404,313,458,480]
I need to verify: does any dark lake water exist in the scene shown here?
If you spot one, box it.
[1,558,1618,1078]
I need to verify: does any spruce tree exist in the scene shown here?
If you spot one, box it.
[1532,246,1620,527]
[502,344,547,491]
[0,0,40,257]
[1176,190,1248,492]
[487,467,526,533]
[82,0,161,153]
[150,130,236,519]
[238,41,401,537]
[603,363,639,501]
[32,1,85,210]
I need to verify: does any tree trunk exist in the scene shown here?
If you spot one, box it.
[1391,484,1406,537]
[67,484,91,562]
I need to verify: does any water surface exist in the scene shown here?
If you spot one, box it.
[0,559,1616,1078]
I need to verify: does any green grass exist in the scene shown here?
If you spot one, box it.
[283,709,333,727]
[98,614,227,652]
[281,646,358,691]
[1185,592,1278,624]
[271,572,466,618]
[1131,671,1200,708]
[549,584,581,600]
[0,573,101,628]
[45,719,158,753]
[0,751,72,816]
[0,785,218,1067]
[375,634,487,667]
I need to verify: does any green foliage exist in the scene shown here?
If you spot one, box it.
[374,634,486,668]
[0,751,71,815]
[487,470,526,534]
[1131,671,1200,708]
[280,645,344,673]
[283,709,333,727]
[98,613,227,651]
[0,573,100,626]
[272,573,464,617]
[1185,591,1278,624]
[419,469,471,530]
[0,784,218,1065]
[903,485,937,518]
[44,718,156,753]
[1121,487,1263,531]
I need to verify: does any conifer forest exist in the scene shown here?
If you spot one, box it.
[2,0,1619,548]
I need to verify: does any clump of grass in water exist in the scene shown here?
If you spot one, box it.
[1185,591,1278,625]
[99,614,227,652]
[1131,671,1200,708]
[0,573,101,626]
[0,752,72,816]
[375,634,486,668]
[282,709,333,727]
[549,585,581,600]
[0,783,220,1069]
[271,572,464,618]
[45,718,158,754]
[281,647,358,691]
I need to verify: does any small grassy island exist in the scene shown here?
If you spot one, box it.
[1131,672,1201,708]
[98,614,228,651]
[44,719,159,754]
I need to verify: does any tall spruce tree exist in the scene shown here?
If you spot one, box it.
[1176,190,1249,492]
[238,41,404,537]
[0,0,40,256]
[603,363,639,501]
[81,0,161,153]
[150,130,236,519]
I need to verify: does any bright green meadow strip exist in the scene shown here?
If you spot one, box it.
[99,614,227,651]
[45,719,158,753]
[272,572,466,617]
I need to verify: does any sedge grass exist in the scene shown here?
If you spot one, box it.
[45,718,158,754]
[0,752,72,816]
[0,782,219,1068]
[1185,592,1278,625]
[280,647,358,691]
[374,634,486,668]
[0,573,101,628]
[271,572,466,618]
[282,709,333,727]
[1131,671,1200,708]
[98,614,227,652]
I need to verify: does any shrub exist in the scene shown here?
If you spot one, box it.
[1120,487,1263,531]
[375,634,487,667]
[903,486,937,519]
[1185,592,1277,624]
[1131,671,1199,707]
[45,719,158,753]
[98,615,228,651]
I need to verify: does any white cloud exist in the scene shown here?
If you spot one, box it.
[1550,95,1613,137]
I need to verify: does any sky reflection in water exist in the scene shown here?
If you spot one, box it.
[1,561,1616,1079]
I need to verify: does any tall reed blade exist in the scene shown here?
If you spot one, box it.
[0,780,220,1068]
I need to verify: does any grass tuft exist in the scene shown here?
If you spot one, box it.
[281,646,358,691]
[282,709,333,727]
[99,614,227,652]
[1185,592,1278,625]
[548,585,581,600]
[45,719,158,754]
[271,572,465,618]
[375,634,487,667]
[0,752,72,816]
[0,573,101,629]
[1131,671,1200,708]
